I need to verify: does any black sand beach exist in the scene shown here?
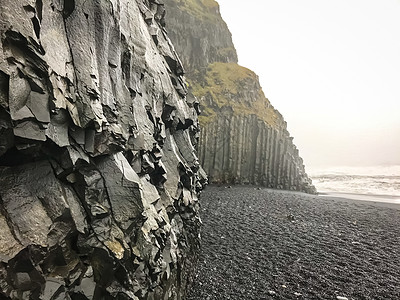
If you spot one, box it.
[187,185,400,300]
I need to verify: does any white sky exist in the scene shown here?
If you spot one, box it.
[216,0,400,168]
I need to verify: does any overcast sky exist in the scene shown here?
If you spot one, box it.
[216,0,400,168]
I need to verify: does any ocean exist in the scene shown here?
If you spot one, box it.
[308,165,400,203]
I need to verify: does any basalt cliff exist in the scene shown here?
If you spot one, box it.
[0,0,315,299]
[0,0,204,299]
[165,0,315,193]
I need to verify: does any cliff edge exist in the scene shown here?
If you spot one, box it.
[0,0,203,299]
[165,0,315,193]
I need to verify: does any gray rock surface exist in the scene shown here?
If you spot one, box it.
[163,0,237,73]
[0,0,204,299]
[199,114,314,192]
[164,0,315,193]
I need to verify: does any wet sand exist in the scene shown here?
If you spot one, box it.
[187,185,400,300]
[318,192,400,205]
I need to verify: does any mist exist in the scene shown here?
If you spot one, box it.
[216,0,400,169]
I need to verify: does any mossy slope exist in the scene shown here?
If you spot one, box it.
[173,0,220,22]
[190,62,278,126]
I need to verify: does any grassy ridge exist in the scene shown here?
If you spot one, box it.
[189,62,278,126]
[173,0,220,21]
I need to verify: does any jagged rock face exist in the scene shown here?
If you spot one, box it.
[164,0,237,73]
[165,0,316,193]
[0,0,204,299]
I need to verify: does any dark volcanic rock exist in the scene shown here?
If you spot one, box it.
[163,0,237,73]
[0,0,204,299]
[165,0,315,193]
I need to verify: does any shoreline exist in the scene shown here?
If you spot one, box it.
[318,191,400,206]
[208,184,400,205]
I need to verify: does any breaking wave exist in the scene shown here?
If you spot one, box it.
[308,165,400,197]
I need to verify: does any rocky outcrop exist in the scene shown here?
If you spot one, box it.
[0,0,204,299]
[162,0,237,73]
[165,0,315,193]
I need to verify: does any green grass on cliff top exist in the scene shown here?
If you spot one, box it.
[189,62,278,126]
[173,0,220,21]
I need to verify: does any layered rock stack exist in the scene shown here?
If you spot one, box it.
[165,0,315,193]
[0,0,204,299]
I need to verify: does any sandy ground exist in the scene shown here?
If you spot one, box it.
[187,185,400,300]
